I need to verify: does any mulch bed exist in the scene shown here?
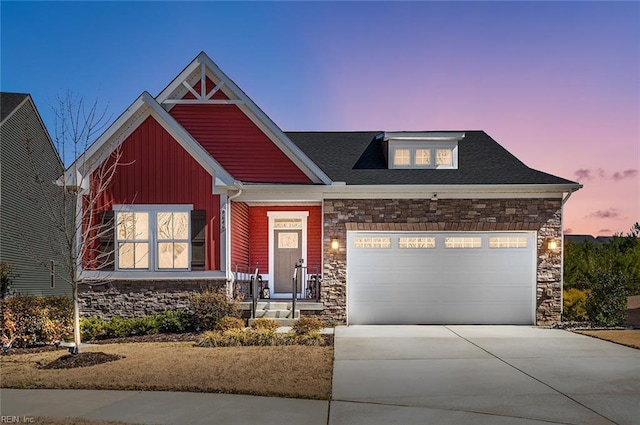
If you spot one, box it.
[37,352,124,369]
[90,332,201,345]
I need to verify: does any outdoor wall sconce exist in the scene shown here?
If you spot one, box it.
[546,238,559,251]
[330,238,340,251]
[431,193,438,201]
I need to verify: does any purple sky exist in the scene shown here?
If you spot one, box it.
[2,2,638,236]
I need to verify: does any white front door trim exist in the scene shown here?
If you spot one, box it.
[267,211,309,298]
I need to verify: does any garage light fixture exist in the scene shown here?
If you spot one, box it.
[330,238,340,251]
[431,193,438,201]
[546,238,559,251]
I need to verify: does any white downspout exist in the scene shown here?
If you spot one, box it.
[226,182,244,295]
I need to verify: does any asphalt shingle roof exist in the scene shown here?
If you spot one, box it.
[286,130,578,186]
[1,92,29,122]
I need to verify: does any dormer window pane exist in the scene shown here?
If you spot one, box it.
[415,149,431,165]
[436,149,452,166]
[394,149,410,166]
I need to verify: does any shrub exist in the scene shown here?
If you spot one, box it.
[249,318,279,332]
[190,292,240,331]
[215,316,245,332]
[1,296,73,348]
[80,317,109,341]
[157,310,194,334]
[586,270,629,326]
[1,262,14,298]
[195,331,224,347]
[292,316,323,335]
[107,316,134,338]
[563,288,589,321]
[296,330,324,346]
[129,316,160,336]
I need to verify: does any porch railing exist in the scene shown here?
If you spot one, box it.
[292,260,322,321]
[234,264,262,319]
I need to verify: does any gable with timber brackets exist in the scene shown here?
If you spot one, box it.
[156,52,332,185]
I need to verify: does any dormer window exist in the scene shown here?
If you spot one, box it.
[383,132,464,170]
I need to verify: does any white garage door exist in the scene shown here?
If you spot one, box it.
[347,232,536,325]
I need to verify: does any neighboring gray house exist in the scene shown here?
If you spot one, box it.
[0,92,70,296]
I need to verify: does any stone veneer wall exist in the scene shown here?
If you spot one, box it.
[78,279,227,319]
[321,198,563,325]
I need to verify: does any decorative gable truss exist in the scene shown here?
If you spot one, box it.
[156,52,332,185]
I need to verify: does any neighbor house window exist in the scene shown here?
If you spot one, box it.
[115,206,191,271]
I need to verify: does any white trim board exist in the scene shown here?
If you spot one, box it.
[267,211,309,298]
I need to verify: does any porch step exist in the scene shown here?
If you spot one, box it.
[248,318,298,327]
[254,309,300,319]
[239,301,324,311]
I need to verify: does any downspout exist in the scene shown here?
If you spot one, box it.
[226,181,244,295]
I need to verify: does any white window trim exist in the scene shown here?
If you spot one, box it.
[267,211,309,298]
[389,141,458,170]
[114,204,193,272]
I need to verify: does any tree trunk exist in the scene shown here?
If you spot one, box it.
[73,283,81,354]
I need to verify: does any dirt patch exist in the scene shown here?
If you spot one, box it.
[38,352,124,369]
[576,330,640,349]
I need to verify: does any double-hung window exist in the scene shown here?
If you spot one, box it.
[115,205,192,271]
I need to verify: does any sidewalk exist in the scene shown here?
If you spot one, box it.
[0,389,329,425]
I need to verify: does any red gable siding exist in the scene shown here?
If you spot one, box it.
[248,205,322,274]
[95,116,220,270]
[230,201,250,269]
[169,93,312,184]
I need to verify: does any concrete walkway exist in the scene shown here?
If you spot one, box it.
[2,326,639,425]
[0,389,328,425]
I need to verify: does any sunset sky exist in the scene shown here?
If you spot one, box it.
[2,2,638,237]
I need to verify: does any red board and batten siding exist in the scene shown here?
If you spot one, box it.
[169,80,312,183]
[230,202,250,269]
[246,206,322,274]
[95,116,221,270]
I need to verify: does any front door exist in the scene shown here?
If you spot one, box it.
[273,229,303,294]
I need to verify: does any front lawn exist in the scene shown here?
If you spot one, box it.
[0,342,333,399]
[576,329,640,349]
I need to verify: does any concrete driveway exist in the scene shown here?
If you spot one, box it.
[331,325,640,425]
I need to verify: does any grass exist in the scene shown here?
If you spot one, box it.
[576,330,640,349]
[1,342,333,400]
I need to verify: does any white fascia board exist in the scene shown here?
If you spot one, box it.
[155,57,202,104]
[156,52,332,185]
[64,92,235,187]
[383,131,466,141]
[231,182,582,202]
[321,183,582,199]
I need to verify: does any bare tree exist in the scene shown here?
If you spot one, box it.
[17,92,123,353]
